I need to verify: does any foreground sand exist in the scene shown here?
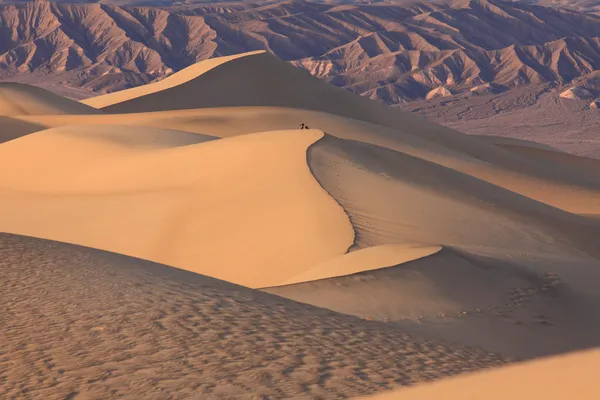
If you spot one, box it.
[1,51,600,398]
[0,233,505,399]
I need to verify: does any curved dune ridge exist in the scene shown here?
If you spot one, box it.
[0,128,353,288]
[81,52,266,109]
[0,233,506,399]
[307,134,600,257]
[0,82,100,116]
[360,348,600,400]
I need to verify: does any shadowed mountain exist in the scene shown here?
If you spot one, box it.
[3,0,600,104]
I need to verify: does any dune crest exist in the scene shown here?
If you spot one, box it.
[81,51,266,109]
[275,243,443,286]
[0,129,354,288]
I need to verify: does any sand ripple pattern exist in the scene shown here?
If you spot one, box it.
[0,233,505,399]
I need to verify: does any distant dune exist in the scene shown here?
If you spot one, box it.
[2,49,600,398]
[0,83,99,116]
[81,52,266,109]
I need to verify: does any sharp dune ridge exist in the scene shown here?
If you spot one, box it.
[1,48,600,398]
[82,52,600,216]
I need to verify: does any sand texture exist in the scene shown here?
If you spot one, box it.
[0,233,505,399]
[1,50,600,398]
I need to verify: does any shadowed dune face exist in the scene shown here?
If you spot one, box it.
[0,83,100,116]
[307,135,600,258]
[0,116,47,143]
[81,51,268,109]
[0,233,506,399]
[264,248,550,321]
[264,247,600,358]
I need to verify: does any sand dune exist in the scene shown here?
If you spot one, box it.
[74,47,600,216]
[16,104,600,215]
[0,232,505,399]
[2,50,600,398]
[277,243,443,286]
[82,50,395,117]
[361,348,600,400]
[0,83,100,116]
[81,52,266,109]
[299,134,600,357]
[265,247,552,321]
[308,135,600,257]
[471,135,565,152]
[497,144,600,182]
[0,128,352,288]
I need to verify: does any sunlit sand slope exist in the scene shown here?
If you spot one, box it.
[0,128,353,288]
[0,233,506,399]
[360,348,600,400]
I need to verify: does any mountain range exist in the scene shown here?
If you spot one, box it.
[3,0,600,105]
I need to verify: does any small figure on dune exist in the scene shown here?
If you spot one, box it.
[300,123,305,130]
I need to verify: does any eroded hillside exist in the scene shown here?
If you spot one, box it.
[4,0,600,103]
